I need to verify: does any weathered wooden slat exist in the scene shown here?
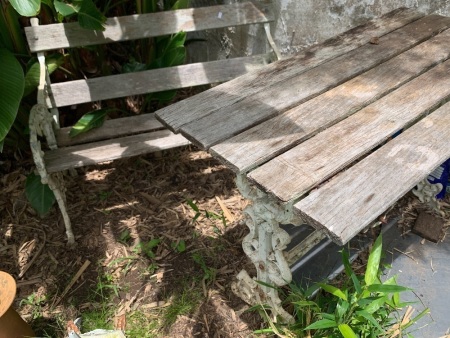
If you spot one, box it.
[294,101,450,245]
[47,55,271,108]
[25,2,273,52]
[178,14,450,149]
[211,27,450,173]
[56,114,164,147]
[156,8,424,132]
[45,130,190,173]
[248,59,450,203]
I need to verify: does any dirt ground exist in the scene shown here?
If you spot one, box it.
[2,144,448,337]
[0,147,267,337]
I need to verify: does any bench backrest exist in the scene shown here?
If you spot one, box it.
[24,2,277,114]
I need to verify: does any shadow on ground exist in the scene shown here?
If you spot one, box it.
[0,147,264,337]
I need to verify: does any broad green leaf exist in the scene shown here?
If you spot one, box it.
[355,310,383,332]
[383,275,400,306]
[165,32,187,53]
[54,0,77,16]
[305,283,320,298]
[0,48,24,143]
[1,3,27,53]
[74,0,106,31]
[320,313,335,321]
[360,296,386,314]
[305,318,338,330]
[25,172,56,216]
[9,0,40,16]
[163,46,186,67]
[336,300,349,322]
[365,234,383,286]
[342,249,362,295]
[122,59,147,73]
[367,284,410,294]
[318,283,347,301]
[171,0,189,10]
[69,108,109,137]
[338,324,357,338]
[24,54,64,97]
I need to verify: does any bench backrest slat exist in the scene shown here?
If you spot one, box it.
[47,54,271,108]
[25,2,274,52]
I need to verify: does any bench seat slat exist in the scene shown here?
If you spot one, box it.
[45,130,190,173]
[294,101,450,245]
[179,14,450,149]
[48,55,272,108]
[211,27,450,173]
[25,2,273,52]
[248,59,450,203]
[56,113,163,147]
[155,8,424,132]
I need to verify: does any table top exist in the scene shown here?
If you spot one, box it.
[156,8,450,245]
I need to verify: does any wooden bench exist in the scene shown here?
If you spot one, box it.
[156,8,450,321]
[25,1,279,244]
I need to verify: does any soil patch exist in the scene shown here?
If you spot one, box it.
[0,148,264,337]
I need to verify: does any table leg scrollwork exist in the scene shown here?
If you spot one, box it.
[232,175,303,323]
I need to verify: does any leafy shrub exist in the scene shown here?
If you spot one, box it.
[255,235,429,338]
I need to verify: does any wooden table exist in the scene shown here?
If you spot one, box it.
[156,8,450,321]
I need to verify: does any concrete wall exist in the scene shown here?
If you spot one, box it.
[275,0,450,55]
[187,0,450,62]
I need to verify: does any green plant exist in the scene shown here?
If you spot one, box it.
[186,198,227,235]
[19,292,47,319]
[163,285,202,327]
[255,235,430,337]
[133,238,161,259]
[191,251,216,284]
[171,239,186,253]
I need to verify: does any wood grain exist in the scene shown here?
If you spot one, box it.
[56,114,164,147]
[211,27,450,173]
[294,101,450,245]
[156,8,423,132]
[179,14,450,149]
[48,55,272,108]
[248,59,450,203]
[45,130,190,173]
[25,2,273,52]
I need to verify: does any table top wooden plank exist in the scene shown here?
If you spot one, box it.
[211,27,450,173]
[178,14,450,149]
[156,8,423,132]
[248,59,450,202]
[294,101,450,245]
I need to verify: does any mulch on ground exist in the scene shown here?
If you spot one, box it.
[0,147,264,337]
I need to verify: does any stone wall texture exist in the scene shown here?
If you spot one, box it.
[187,1,450,61]
[275,0,450,55]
